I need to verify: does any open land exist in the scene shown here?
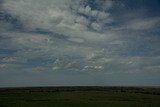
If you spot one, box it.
[0,86,160,107]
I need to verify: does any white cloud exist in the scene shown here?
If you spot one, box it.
[2,0,114,42]
[78,5,110,20]
[91,22,102,31]
[1,30,98,64]
[125,17,160,30]
[103,0,113,10]
[2,0,74,29]
[0,64,7,69]
[1,0,160,74]
[2,57,27,63]
[31,66,46,72]
[68,37,84,43]
[52,59,64,70]
[78,5,91,16]
[83,65,104,71]
[75,16,89,26]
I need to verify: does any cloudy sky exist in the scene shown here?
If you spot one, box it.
[0,0,160,87]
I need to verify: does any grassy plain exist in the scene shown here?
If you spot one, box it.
[0,87,160,107]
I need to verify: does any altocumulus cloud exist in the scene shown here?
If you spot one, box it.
[0,0,160,87]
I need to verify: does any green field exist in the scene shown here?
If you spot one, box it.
[0,87,160,107]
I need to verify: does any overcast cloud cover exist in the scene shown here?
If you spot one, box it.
[0,0,160,87]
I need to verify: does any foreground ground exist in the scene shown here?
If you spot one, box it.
[0,86,160,107]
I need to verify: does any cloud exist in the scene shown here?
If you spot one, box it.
[68,37,84,43]
[2,0,72,29]
[125,17,160,30]
[0,64,7,69]
[1,0,160,87]
[0,0,160,75]
[77,5,110,20]
[91,22,102,31]
[102,0,113,10]
[0,21,11,31]
[1,0,114,40]
[2,57,27,63]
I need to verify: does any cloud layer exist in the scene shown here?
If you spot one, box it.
[0,0,160,86]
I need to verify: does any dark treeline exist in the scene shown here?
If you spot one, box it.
[0,86,160,95]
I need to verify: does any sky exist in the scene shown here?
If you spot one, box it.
[0,0,160,87]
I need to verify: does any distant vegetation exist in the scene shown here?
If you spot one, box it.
[0,86,160,107]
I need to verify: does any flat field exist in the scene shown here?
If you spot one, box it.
[0,87,160,107]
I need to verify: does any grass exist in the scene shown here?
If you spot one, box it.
[0,87,160,107]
